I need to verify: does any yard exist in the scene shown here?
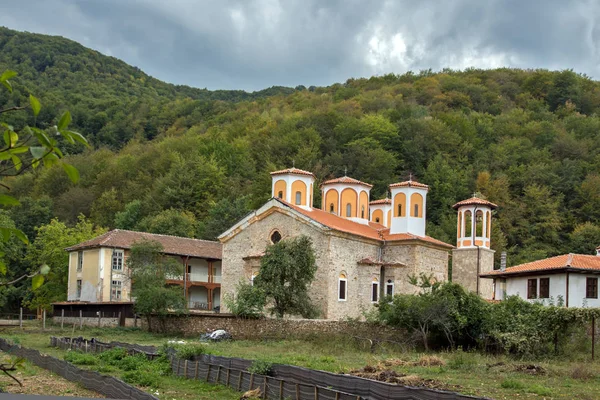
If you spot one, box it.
[2,325,600,399]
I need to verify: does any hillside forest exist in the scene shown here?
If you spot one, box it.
[1,27,600,311]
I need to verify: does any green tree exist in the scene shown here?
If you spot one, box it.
[126,240,185,332]
[114,200,143,230]
[223,280,266,318]
[569,222,600,255]
[90,188,122,229]
[137,209,196,238]
[197,196,251,240]
[23,216,105,310]
[254,235,318,318]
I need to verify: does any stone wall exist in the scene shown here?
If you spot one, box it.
[52,316,138,328]
[452,247,494,299]
[157,313,401,341]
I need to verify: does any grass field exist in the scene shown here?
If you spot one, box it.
[2,325,600,399]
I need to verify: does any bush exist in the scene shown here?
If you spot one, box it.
[97,348,129,366]
[117,354,148,371]
[122,370,160,387]
[172,343,206,360]
[223,280,266,318]
[500,379,525,390]
[248,360,274,376]
[64,351,97,366]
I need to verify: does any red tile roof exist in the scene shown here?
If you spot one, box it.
[369,198,391,205]
[321,176,373,188]
[270,168,315,177]
[482,254,600,277]
[65,229,222,259]
[452,197,498,210]
[389,180,429,189]
[280,200,453,249]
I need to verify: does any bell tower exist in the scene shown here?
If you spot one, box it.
[451,196,497,299]
[320,175,372,224]
[270,167,315,210]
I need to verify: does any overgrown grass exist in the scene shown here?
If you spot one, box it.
[4,326,600,399]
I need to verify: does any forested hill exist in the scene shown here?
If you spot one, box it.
[0,27,294,147]
[2,26,600,282]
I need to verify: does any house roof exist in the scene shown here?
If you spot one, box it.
[452,197,498,210]
[270,167,315,177]
[321,176,373,188]
[481,254,600,278]
[282,199,453,249]
[369,198,391,205]
[389,180,429,189]
[65,229,222,260]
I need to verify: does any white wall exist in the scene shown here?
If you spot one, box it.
[569,274,600,308]
[505,274,567,305]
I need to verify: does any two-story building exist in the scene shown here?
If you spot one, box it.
[62,229,223,312]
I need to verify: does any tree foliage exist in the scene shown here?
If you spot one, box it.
[253,235,318,318]
[126,240,185,332]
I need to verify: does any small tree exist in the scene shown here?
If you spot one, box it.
[126,240,185,332]
[223,280,266,318]
[254,235,318,318]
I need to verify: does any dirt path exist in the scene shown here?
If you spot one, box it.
[0,355,104,397]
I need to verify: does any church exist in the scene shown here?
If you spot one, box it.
[219,167,496,320]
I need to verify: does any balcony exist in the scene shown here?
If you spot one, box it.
[165,273,221,285]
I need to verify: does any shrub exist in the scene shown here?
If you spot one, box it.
[122,370,160,387]
[97,348,129,366]
[248,360,274,376]
[117,354,148,371]
[500,379,525,390]
[172,343,206,360]
[223,280,266,318]
[96,365,115,373]
[64,351,97,366]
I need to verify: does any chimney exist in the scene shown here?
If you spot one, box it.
[500,251,507,271]
[596,246,600,256]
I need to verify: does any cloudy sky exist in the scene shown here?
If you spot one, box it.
[1,0,599,91]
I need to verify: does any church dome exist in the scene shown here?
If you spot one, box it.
[321,175,372,223]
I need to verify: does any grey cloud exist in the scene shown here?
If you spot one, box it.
[0,0,599,90]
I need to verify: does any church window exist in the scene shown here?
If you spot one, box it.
[413,204,419,217]
[371,278,379,303]
[277,191,283,199]
[346,203,352,217]
[397,204,402,217]
[361,205,365,219]
[295,191,301,205]
[270,230,282,244]
[386,279,394,296]
[329,203,335,213]
[465,211,472,237]
[375,217,380,223]
[338,273,347,301]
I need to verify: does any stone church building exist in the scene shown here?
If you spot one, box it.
[219,168,496,320]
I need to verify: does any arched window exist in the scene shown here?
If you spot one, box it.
[270,230,282,244]
[413,204,419,217]
[386,279,394,296]
[346,203,352,217]
[277,191,283,199]
[375,217,380,223]
[476,210,484,237]
[465,211,472,237]
[397,204,402,217]
[371,278,379,303]
[338,273,347,301]
[329,203,335,213]
[295,191,302,205]
[361,205,365,219]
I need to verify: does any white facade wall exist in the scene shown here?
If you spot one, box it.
[501,273,600,307]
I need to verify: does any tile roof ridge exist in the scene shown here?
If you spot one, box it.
[109,228,219,244]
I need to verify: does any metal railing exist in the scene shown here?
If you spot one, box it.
[166,273,222,284]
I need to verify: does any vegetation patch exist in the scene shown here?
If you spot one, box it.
[63,351,97,366]
[247,360,274,376]
[500,378,525,390]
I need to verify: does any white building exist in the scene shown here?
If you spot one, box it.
[481,252,600,307]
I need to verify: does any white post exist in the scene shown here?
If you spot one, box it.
[61,309,65,329]
[42,309,46,330]
[79,310,83,330]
